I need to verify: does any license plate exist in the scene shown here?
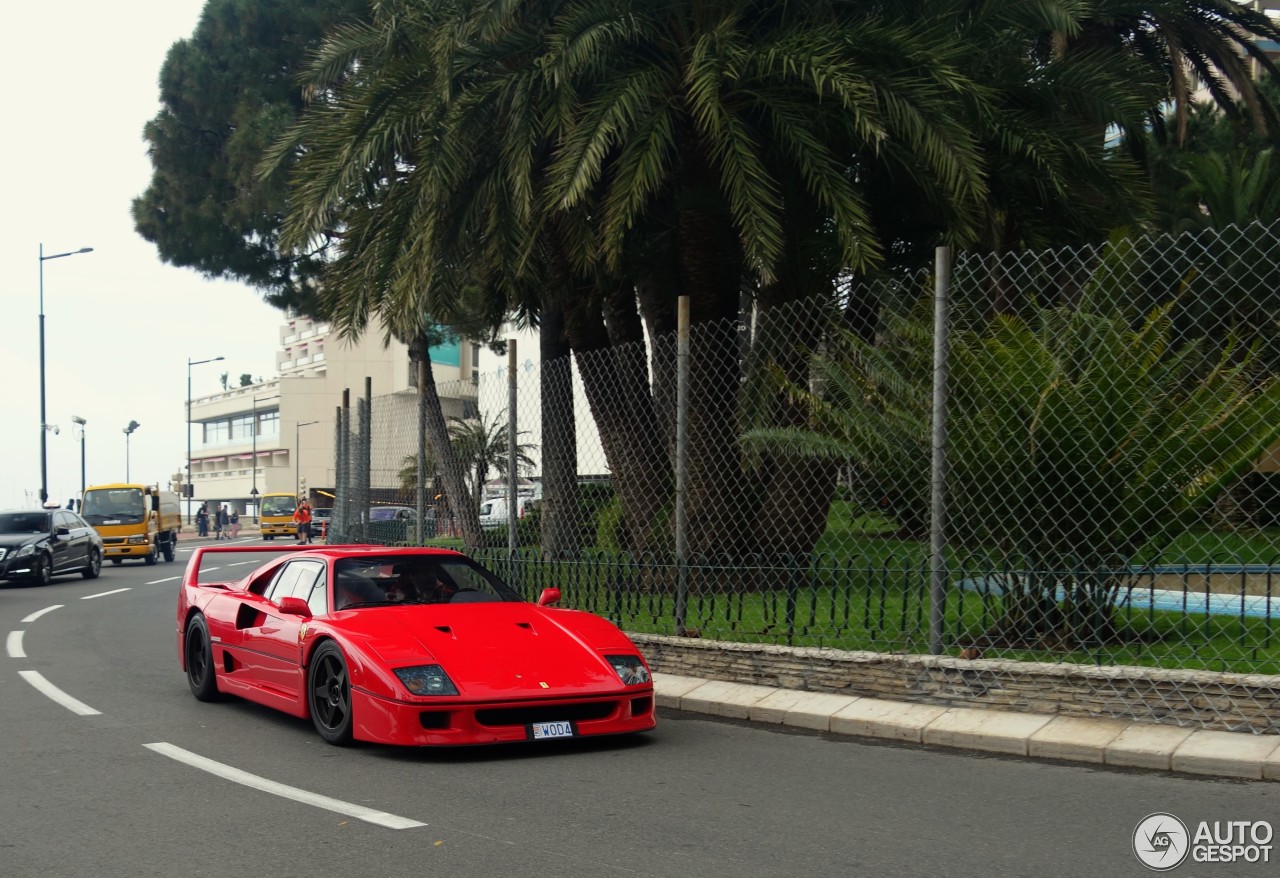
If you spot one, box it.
[531,721,574,740]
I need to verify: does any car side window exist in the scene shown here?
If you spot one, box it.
[53,511,74,531]
[266,559,326,607]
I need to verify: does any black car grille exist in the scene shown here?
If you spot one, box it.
[475,701,618,727]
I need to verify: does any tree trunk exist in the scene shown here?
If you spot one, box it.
[411,338,482,549]
[539,305,582,558]
[675,149,747,558]
[564,290,673,555]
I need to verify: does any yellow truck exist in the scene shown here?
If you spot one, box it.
[259,492,298,540]
[81,483,182,565]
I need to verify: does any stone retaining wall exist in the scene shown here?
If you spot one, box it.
[632,634,1280,734]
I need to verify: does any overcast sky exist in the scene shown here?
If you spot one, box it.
[2,2,286,508]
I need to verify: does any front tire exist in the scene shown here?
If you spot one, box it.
[33,553,53,586]
[110,558,123,566]
[308,642,354,745]
[162,538,175,562]
[144,543,158,566]
[185,615,221,702]
[81,548,102,579]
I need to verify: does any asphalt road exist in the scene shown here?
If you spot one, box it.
[1,539,1277,878]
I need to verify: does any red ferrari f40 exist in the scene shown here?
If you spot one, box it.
[175,545,656,746]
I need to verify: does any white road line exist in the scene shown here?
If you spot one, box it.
[81,588,131,600]
[7,630,25,658]
[22,605,63,623]
[18,670,102,715]
[146,576,182,585]
[143,743,426,830]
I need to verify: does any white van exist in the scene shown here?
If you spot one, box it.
[478,496,536,529]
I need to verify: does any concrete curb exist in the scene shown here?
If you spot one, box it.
[654,673,1280,781]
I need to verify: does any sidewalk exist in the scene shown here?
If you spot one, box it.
[653,672,1280,781]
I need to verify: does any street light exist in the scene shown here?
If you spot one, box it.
[296,420,319,499]
[71,416,86,505]
[187,355,225,522]
[38,243,93,503]
[123,420,140,482]
[251,393,280,522]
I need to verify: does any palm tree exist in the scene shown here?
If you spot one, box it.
[447,412,538,508]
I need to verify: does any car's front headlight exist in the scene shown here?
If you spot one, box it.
[14,544,36,558]
[127,535,149,545]
[394,665,459,696]
[606,654,651,686]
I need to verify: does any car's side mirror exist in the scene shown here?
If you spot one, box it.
[277,596,313,618]
[537,587,561,607]
[55,526,71,537]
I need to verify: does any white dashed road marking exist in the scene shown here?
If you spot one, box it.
[22,605,62,623]
[144,743,427,830]
[7,630,25,658]
[19,670,102,715]
[81,588,131,600]
[146,577,182,585]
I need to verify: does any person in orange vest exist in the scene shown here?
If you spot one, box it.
[293,499,314,544]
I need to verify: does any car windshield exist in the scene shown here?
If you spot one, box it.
[369,507,411,521]
[0,513,51,535]
[313,508,332,519]
[81,488,146,524]
[261,495,297,517]
[333,555,520,609]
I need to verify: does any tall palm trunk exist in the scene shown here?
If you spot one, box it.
[411,337,482,548]
[564,286,673,555]
[539,305,581,558]
[675,150,747,558]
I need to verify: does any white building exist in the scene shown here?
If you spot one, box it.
[185,314,479,513]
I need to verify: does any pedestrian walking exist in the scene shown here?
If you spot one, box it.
[196,503,209,537]
[293,499,313,545]
[215,504,229,540]
[229,509,241,539]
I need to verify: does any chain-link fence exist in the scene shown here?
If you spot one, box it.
[330,220,1280,732]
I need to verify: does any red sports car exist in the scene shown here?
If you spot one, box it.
[175,545,656,746]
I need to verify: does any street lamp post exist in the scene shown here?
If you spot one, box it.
[39,243,93,503]
[71,416,86,505]
[187,355,225,523]
[296,420,319,499]
[123,420,140,482]
[251,393,280,522]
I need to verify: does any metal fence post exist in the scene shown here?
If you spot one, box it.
[416,359,427,545]
[929,246,952,655]
[332,405,344,541]
[673,296,691,636]
[508,339,518,557]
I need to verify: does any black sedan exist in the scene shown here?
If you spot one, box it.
[0,508,103,585]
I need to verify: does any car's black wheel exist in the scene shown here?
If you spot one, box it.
[81,548,102,579]
[110,558,123,566]
[308,642,354,745]
[33,554,53,586]
[185,615,221,702]
[144,544,158,566]
[264,535,274,541]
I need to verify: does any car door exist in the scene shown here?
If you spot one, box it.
[247,559,327,696]
[60,511,91,568]
[50,512,81,573]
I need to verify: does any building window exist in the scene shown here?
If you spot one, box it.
[231,414,254,440]
[258,410,280,437]
[204,420,230,444]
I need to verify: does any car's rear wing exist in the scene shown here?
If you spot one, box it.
[183,544,315,590]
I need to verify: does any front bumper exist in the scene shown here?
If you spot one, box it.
[352,688,657,746]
